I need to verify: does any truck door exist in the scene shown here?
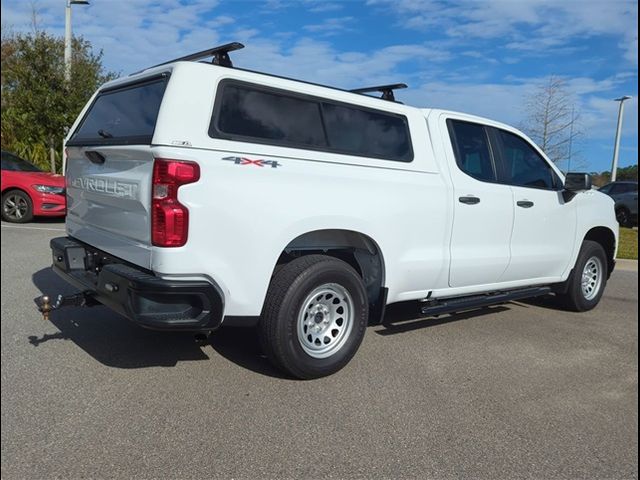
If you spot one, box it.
[443,117,514,288]
[489,127,577,281]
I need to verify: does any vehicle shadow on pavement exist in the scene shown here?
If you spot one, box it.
[207,327,289,379]
[29,267,287,377]
[29,266,533,376]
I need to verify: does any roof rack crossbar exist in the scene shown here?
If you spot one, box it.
[131,42,245,75]
[350,83,408,102]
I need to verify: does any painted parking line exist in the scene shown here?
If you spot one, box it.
[1,224,65,232]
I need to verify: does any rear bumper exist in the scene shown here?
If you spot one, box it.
[50,237,224,331]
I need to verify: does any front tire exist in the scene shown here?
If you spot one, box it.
[259,255,368,379]
[2,190,33,223]
[556,240,608,312]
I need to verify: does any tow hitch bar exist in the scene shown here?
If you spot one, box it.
[34,292,97,321]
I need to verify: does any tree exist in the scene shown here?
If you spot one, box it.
[590,165,637,187]
[616,164,638,182]
[521,76,582,171]
[1,29,116,172]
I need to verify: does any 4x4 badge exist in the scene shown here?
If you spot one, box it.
[222,156,281,168]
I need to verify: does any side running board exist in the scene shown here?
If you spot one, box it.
[420,286,551,316]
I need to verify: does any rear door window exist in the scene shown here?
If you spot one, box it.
[447,120,496,182]
[68,75,169,146]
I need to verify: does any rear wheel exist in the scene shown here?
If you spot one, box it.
[2,190,33,223]
[259,255,368,379]
[556,240,608,312]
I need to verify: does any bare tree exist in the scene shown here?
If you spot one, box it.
[521,76,583,171]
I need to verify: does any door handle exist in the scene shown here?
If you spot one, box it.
[459,196,480,205]
[517,200,534,208]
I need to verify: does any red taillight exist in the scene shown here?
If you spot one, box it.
[151,158,200,247]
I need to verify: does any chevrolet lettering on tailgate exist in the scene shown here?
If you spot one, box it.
[72,176,139,200]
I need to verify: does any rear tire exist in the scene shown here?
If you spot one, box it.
[259,255,368,379]
[556,240,608,312]
[2,189,33,223]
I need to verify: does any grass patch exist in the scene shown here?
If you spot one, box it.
[617,227,638,260]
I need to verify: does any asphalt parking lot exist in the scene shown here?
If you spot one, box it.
[1,220,638,479]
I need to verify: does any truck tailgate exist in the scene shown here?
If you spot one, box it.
[65,146,154,268]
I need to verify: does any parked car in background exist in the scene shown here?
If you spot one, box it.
[1,150,66,223]
[599,181,638,227]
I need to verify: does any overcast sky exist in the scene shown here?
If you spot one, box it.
[2,0,638,172]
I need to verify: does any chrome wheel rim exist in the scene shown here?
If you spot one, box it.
[3,195,28,220]
[297,283,354,359]
[581,256,603,301]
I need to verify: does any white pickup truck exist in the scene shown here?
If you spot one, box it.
[39,43,618,379]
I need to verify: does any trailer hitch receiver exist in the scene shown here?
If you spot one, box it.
[34,291,98,320]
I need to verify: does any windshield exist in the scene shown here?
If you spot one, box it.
[1,151,43,172]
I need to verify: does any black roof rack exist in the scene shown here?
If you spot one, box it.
[128,43,410,107]
[350,83,408,102]
[131,42,245,75]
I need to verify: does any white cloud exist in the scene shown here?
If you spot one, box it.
[399,74,637,149]
[582,95,638,139]
[369,0,639,65]
[303,16,355,35]
[307,2,344,13]
[1,0,223,74]
[234,38,448,88]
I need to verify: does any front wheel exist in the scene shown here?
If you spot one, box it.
[259,255,368,379]
[556,240,608,312]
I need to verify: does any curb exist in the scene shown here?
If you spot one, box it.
[615,258,638,272]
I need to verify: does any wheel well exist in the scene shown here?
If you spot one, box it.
[277,229,385,312]
[1,187,31,199]
[584,227,616,276]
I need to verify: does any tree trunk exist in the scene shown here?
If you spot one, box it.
[49,137,56,173]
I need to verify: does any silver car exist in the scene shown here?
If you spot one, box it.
[599,181,638,227]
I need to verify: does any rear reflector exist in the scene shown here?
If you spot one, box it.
[151,158,200,247]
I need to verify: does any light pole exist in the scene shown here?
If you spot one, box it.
[610,95,631,182]
[62,0,88,173]
[64,0,89,82]
[567,105,575,173]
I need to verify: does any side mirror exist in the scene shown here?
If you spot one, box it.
[564,172,592,192]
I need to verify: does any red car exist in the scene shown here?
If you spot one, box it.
[1,150,66,223]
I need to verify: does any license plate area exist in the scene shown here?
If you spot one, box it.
[66,247,87,270]
[52,243,87,272]
[51,237,131,274]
